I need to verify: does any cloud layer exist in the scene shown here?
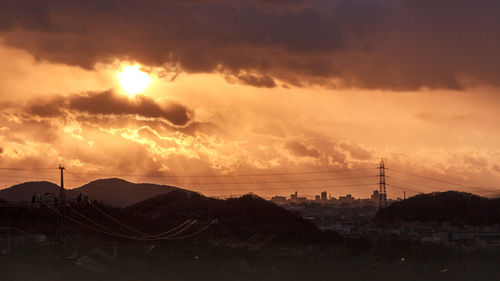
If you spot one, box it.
[1,0,498,90]
[27,90,192,126]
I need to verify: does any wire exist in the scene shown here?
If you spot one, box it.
[67,214,211,241]
[73,202,199,239]
[143,220,194,238]
[388,176,450,191]
[67,201,207,240]
[188,183,377,192]
[388,184,421,194]
[67,167,377,179]
[0,167,58,171]
[387,168,500,192]
[158,220,215,240]
[176,175,377,185]
[215,223,275,247]
[66,204,125,236]
[88,202,151,236]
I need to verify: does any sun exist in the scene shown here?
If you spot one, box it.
[117,64,151,96]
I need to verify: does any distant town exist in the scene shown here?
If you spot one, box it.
[271,189,401,206]
[270,190,500,250]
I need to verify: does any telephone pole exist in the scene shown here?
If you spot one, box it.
[59,165,65,204]
[379,159,387,209]
[58,165,65,258]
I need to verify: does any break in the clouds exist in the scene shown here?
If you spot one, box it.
[1,0,499,90]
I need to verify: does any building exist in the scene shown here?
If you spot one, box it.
[339,194,355,203]
[370,190,380,201]
[321,191,327,201]
[271,196,287,204]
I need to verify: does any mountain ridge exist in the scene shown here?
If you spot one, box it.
[0,178,180,207]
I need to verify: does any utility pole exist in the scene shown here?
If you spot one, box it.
[59,165,65,204]
[58,165,65,258]
[379,159,387,210]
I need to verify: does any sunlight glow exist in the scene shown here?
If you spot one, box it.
[117,65,151,95]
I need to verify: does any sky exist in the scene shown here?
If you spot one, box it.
[0,0,499,198]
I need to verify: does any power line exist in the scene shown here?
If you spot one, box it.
[44,202,211,241]
[388,184,421,194]
[387,168,500,192]
[0,167,59,173]
[174,175,377,185]
[388,176,451,191]
[67,167,377,179]
[186,183,377,192]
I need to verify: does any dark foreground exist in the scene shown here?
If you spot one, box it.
[1,234,498,281]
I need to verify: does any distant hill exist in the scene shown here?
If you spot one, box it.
[0,178,179,207]
[0,181,61,203]
[72,178,179,207]
[128,190,321,242]
[375,191,500,225]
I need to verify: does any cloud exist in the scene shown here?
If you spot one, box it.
[237,74,276,88]
[0,0,498,90]
[26,90,193,126]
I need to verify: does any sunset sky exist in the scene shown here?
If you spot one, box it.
[0,0,499,198]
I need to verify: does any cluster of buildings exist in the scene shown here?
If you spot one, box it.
[271,190,397,206]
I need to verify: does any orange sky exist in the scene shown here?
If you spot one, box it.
[0,1,499,198]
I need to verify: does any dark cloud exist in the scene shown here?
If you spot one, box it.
[25,90,192,126]
[69,90,192,126]
[285,140,320,158]
[27,100,66,118]
[1,0,498,90]
[237,74,276,88]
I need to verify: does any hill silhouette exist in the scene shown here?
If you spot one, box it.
[73,178,179,207]
[0,178,179,207]
[0,181,61,203]
[375,191,500,225]
[128,190,321,243]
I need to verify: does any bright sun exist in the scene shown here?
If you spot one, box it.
[117,65,151,96]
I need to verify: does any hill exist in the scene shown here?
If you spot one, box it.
[0,178,179,207]
[0,181,61,203]
[375,191,500,225]
[71,178,179,207]
[128,190,321,243]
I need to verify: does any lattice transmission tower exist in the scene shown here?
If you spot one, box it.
[379,159,387,209]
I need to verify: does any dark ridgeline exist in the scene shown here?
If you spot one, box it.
[0,179,320,244]
[375,191,500,225]
[0,178,179,207]
[127,190,321,243]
